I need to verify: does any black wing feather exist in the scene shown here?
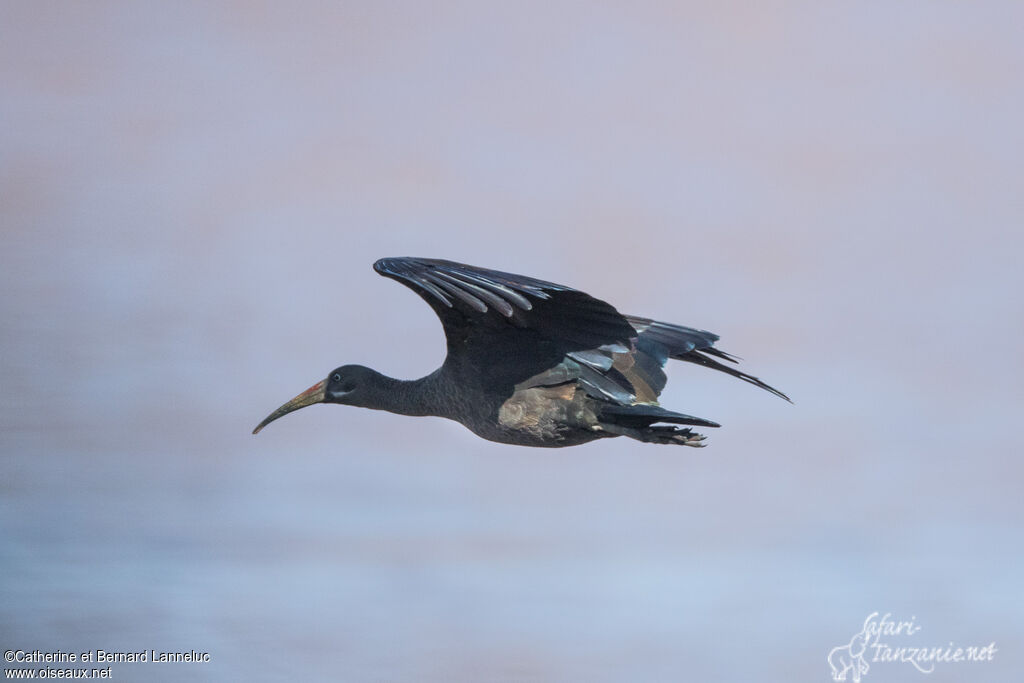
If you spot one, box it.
[373,257,636,387]
[373,257,789,408]
[625,314,790,403]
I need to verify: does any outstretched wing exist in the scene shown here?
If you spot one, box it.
[372,257,790,406]
[373,257,637,389]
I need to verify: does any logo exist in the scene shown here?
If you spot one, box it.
[828,612,996,680]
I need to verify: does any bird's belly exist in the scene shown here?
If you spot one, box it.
[468,420,603,448]
[479,383,602,448]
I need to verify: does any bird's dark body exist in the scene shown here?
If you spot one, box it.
[254,257,789,446]
[405,334,603,448]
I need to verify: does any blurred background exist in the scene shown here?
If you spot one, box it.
[2,3,1021,681]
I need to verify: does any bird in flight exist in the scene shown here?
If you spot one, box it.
[253,257,789,447]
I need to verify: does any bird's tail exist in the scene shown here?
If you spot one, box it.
[596,403,717,447]
[598,403,721,428]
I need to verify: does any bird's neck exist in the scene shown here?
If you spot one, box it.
[369,370,448,418]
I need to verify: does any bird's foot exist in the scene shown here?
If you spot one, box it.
[644,426,707,447]
[676,430,707,447]
[597,422,708,447]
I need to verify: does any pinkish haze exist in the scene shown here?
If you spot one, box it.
[1,3,1021,681]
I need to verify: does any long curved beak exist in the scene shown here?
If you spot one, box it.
[253,380,326,434]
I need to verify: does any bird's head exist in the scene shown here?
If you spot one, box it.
[252,364,379,434]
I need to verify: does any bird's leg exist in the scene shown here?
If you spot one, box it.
[598,422,707,447]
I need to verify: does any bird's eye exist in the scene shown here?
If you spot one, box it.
[332,373,341,383]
